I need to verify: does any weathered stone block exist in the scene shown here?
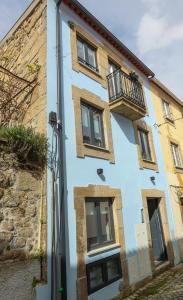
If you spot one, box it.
[15,171,40,191]
[15,238,26,248]
[21,228,33,238]
[26,206,37,217]
[2,191,22,207]
[0,221,14,231]
[0,232,13,242]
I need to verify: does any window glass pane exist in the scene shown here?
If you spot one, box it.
[100,201,114,243]
[107,258,120,281]
[89,265,104,289]
[171,143,182,167]
[87,46,96,69]
[93,111,104,147]
[108,61,118,74]
[77,38,85,61]
[175,145,182,167]
[138,130,152,161]
[163,101,171,117]
[81,104,91,144]
[86,201,98,249]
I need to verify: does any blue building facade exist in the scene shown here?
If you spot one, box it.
[40,1,181,300]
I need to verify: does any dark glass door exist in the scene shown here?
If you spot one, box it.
[147,198,167,262]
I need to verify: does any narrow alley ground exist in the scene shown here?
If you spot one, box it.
[124,264,183,300]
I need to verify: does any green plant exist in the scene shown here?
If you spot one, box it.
[0,126,47,167]
[27,63,41,74]
[68,20,75,30]
[32,276,41,288]
[129,71,139,81]
[35,247,44,258]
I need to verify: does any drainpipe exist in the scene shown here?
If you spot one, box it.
[51,0,67,300]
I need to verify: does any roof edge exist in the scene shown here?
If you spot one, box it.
[151,78,183,107]
[63,0,155,77]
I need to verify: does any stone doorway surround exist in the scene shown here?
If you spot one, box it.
[141,189,174,273]
[74,184,129,300]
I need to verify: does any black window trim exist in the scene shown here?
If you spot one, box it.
[81,101,105,149]
[77,35,99,72]
[86,253,122,295]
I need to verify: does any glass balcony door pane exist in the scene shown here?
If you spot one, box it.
[108,62,121,99]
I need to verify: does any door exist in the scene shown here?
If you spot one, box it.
[147,198,167,263]
[108,61,121,99]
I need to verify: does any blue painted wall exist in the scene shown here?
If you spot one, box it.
[44,2,180,300]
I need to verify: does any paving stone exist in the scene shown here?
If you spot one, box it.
[123,264,183,300]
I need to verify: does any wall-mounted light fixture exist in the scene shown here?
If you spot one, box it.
[97,168,103,175]
[150,176,155,185]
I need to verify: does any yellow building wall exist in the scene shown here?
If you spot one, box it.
[151,82,183,259]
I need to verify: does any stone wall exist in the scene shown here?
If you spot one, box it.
[0,1,48,298]
[0,151,46,299]
[0,0,47,133]
[0,260,40,300]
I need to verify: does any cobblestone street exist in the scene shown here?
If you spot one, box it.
[124,264,183,300]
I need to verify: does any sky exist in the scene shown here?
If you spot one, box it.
[0,0,183,100]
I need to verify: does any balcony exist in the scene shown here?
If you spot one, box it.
[107,69,146,120]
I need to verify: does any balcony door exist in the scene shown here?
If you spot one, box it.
[108,61,121,100]
[147,198,167,264]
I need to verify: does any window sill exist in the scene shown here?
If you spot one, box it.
[84,143,110,153]
[87,243,120,257]
[78,60,102,78]
[175,166,183,174]
[164,116,175,126]
[142,159,156,164]
[141,159,159,172]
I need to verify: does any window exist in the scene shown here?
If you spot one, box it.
[86,254,122,294]
[85,198,115,251]
[171,143,182,168]
[77,36,98,72]
[81,102,105,148]
[163,100,173,121]
[138,129,152,161]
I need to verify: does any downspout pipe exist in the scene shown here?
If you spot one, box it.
[53,0,67,299]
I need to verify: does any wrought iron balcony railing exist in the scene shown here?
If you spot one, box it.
[107,69,146,110]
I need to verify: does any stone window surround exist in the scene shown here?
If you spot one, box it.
[70,24,107,88]
[168,137,183,174]
[72,85,115,163]
[141,189,174,273]
[134,120,158,171]
[70,22,148,107]
[74,185,129,300]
